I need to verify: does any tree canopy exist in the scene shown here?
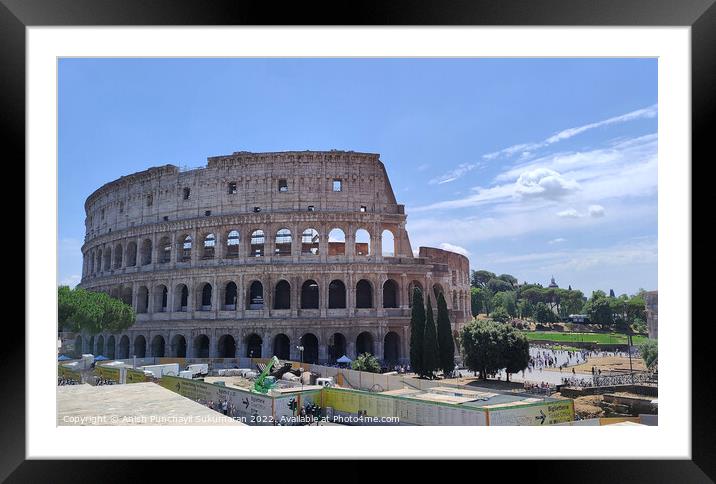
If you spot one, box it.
[58,286,135,335]
[460,319,530,380]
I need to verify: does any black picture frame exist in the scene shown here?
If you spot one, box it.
[5,0,712,480]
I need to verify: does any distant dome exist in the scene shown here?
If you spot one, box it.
[548,276,558,288]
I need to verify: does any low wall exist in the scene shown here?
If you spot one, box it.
[560,384,658,398]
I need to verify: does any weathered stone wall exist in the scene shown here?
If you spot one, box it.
[77,151,471,364]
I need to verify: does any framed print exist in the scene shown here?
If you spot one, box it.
[5,0,712,479]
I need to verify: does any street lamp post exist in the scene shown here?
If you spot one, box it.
[296,345,304,389]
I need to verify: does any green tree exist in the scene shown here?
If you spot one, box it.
[490,306,510,323]
[584,291,614,330]
[534,302,558,325]
[500,325,530,382]
[639,339,658,368]
[409,287,426,376]
[497,274,518,287]
[487,278,512,293]
[517,299,535,319]
[58,286,135,335]
[351,353,381,373]
[492,291,517,317]
[470,286,482,317]
[436,292,455,377]
[422,296,439,379]
[460,319,504,380]
[471,270,496,288]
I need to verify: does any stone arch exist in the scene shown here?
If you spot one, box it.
[274,228,292,256]
[301,279,319,309]
[225,230,240,258]
[174,284,189,311]
[224,281,238,310]
[136,286,149,313]
[154,284,168,312]
[106,335,116,359]
[356,331,374,356]
[250,230,265,257]
[120,286,132,305]
[158,236,171,263]
[126,242,137,267]
[104,247,112,271]
[179,235,192,262]
[328,332,347,362]
[273,333,290,360]
[140,238,152,265]
[151,335,166,357]
[193,334,210,358]
[88,250,95,275]
[328,228,346,256]
[197,282,213,311]
[73,335,83,357]
[356,279,373,308]
[433,283,445,301]
[247,280,264,309]
[202,233,216,259]
[217,334,236,358]
[133,335,147,358]
[118,335,130,359]
[171,334,187,357]
[384,331,400,364]
[96,249,103,272]
[301,228,320,255]
[113,243,123,268]
[355,229,371,256]
[274,280,291,309]
[245,333,262,358]
[300,333,319,364]
[381,229,395,257]
[383,279,399,308]
[328,279,346,309]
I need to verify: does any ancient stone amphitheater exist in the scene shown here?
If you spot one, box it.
[77,150,470,365]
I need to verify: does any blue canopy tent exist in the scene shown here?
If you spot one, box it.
[57,354,72,361]
[94,355,109,361]
[336,355,352,364]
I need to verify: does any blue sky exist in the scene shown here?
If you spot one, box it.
[59,58,657,295]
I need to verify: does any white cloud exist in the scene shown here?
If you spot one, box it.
[438,243,470,256]
[60,274,82,288]
[548,238,566,244]
[514,168,580,200]
[429,162,485,185]
[588,205,606,217]
[557,209,580,218]
[483,104,657,161]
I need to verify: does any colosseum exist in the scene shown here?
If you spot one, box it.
[76,150,471,365]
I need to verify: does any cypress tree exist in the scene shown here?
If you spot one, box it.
[436,292,455,377]
[409,287,425,376]
[423,295,439,379]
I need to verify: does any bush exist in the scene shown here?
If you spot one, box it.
[351,353,381,373]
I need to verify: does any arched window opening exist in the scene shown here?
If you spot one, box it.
[356,332,374,356]
[274,229,292,256]
[174,284,188,311]
[273,334,290,360]
[159,236,171,263]
[328,280,346,309]
[151,335,166,357]
[301,280,319,309]
[383,279,399,308]
[250,230,265,257]
[137,286,149,313]
[381,229,395,257]
[96,250,103,272]
[301,228,320,255]
[384,332,400,364]
[355,229,371,256]
[356,279,373,308]
[180,236,192,262]
[126,242,137,267]
[199,283,212,310]
[171,334,187,357]
[103,249,111,272]
[224,282,237,310]
[408,281,424,308]
[193,335,209,358]
[217,335,236,358]
[328,228,345,256]
[300,333,319,364]
[274,280,291,309]
[113,244,123,268]
[328,333,347,362]
[245,334,262,358]
[118,335,130,359]
[106,336,116,359]
[133,335,146,358]
[247,281,264,309]
[226,230,240,258]
[140,239,152,265]
[202,233,215,259]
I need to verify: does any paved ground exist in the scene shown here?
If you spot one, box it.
[57,382,244,426]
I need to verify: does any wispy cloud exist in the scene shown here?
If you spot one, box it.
[483,104,657,161]
[429,162,486,185]
[548,238,567,245]
[439,243,470,256]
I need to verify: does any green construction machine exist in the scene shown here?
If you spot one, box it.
[253,356,280,394]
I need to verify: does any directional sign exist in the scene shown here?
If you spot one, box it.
[536,409,546,425]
